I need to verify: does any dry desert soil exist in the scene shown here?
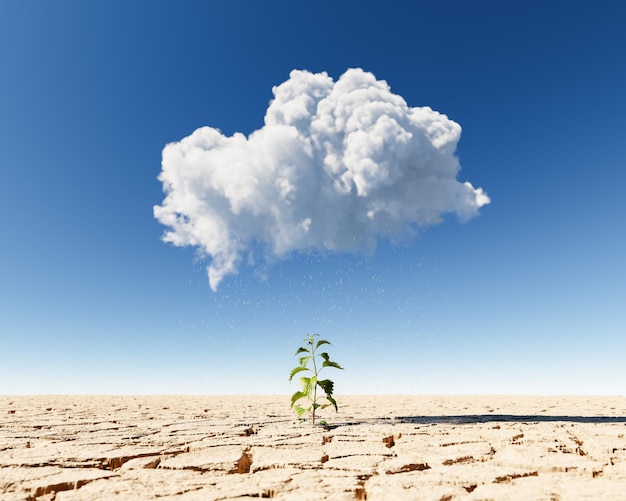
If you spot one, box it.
[1,395,626,500]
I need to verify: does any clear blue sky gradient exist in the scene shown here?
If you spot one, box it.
[1,1,625,394]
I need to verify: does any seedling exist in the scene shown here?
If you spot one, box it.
[289,333,343,425]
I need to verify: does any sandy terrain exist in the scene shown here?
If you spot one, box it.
[1,395,625,500]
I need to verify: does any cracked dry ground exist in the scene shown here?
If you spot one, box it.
[1,396,626,500]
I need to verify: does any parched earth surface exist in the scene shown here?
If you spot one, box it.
[1,395,626,500]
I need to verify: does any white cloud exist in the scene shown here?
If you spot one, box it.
[154,68,490,290]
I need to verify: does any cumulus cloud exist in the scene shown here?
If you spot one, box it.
[154,68,489,290]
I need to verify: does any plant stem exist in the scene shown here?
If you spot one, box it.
[311,339,318,425]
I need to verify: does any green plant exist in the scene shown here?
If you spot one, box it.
[289,333,343,425]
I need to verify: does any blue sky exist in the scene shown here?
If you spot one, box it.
[1,1,625,395]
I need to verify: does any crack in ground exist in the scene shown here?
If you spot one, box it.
[24,475,116,500]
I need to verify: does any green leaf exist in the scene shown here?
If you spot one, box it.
[317,378,334,397]
[300,375,311,390]
[326,395,338,412]
[322,360,344,370]
[320,352,330,362]
[315,339,331,350]
[295,347,309,355]
[295,406,308,416]
[289,366,308,381]
[300,375,316,395]
[291,391,306,407]
[298,355,311,367]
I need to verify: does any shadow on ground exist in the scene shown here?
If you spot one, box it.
[395,415,626,425]
[325,415,626,429]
